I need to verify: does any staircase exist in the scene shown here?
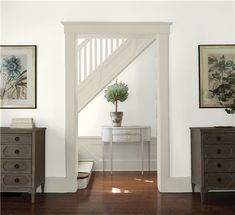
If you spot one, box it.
[76,37,155,112]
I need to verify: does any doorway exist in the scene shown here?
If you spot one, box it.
[62,22,171,192]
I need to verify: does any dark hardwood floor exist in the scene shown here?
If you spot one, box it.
[1,172,235,215]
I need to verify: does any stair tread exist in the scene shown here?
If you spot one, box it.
[78,161,93,173]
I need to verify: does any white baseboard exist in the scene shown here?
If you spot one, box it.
[166,177,192,192]
[43,177,77,193]
[42,176,192,193]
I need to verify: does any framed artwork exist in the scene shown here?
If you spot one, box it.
[199,44,235,108]
[0,45,37,108]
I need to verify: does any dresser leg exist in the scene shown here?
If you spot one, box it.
[31,189,35,203]
[191,183,195,193]
[41,183,45,193]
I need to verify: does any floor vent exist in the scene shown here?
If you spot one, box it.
[77,161,94,189]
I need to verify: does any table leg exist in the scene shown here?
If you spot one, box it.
[111,141,113,175]
[148,141,150,172]
[141,129,144,175]
[102,142,105,172]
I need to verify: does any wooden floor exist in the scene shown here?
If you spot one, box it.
[1,172,235,215]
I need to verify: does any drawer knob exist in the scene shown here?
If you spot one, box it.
[14,149,20,154]
[217,178,222,183]
[14,137,20,141]
[14,178,20,183]
[217,136,221,141]
[14,164,20,169]
[217,149,222,154]
[217,163,222,168]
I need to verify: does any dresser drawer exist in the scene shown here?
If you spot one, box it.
[204,145,235,158]
[203,132,235,144]
[205,173,235,188]
[113,134,140,142]
[1,159,31,173]
[1,145,32,159]
[0,134,31,145]
[1,174,31,187]
[205,159,235,172]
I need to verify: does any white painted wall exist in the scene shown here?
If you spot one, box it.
[1,1,234,178]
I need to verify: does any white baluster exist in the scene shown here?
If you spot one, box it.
[105,38,108,58]
[94,38,97,69]
[100,38,103,63]
[89,41,92,74]
[84,46,87,79]
[78,50,81,83]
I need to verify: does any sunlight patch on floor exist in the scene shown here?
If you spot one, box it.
[112,187,132,194]
[135,178,153,183]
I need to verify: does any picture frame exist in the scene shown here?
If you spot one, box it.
[0,45,37,109]
[199,44,235,108]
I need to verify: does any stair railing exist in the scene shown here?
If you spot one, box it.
[76,38,126,84]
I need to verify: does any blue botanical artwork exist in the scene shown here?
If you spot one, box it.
[0,55,27,100]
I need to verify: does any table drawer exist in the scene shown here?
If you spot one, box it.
[1,159,31,173]
[1,174,31,187]
[203,132,235,144]
[205,173,235,188]
[1,145,32,159]
[204,145,235,158]
[112,129,141,135]
[113,134,140,142]
[205,159,235,172]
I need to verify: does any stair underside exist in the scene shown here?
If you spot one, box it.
[77,38,155,112]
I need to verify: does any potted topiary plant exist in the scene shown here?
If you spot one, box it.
[104,80,128,127]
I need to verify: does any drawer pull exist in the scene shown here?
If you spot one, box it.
[14,164,20,169]
[216,136,221,141]
[217,149,222,154]
[14,149,20,154]
[217,163,222,168]
[14,137,20,141]
[14,178,20,183]
[217,178,222,183]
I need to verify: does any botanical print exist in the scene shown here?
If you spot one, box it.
[199,45,235,108]
[0,55,27,100]
[0,46,36,108]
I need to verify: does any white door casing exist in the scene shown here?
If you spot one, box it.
[45,22,191,193]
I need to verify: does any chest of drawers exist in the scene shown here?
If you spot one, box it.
[190,127,235,202]
[0,127,46,203]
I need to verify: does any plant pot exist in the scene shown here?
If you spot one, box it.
[110,112,123,127]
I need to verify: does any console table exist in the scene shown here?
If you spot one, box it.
[102,126,151,174]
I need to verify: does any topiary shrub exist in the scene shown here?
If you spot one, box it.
[104,80,128,112]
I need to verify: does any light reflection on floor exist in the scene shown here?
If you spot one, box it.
[111,187,131,193]
[135,178,154,183]
[111,178,154,193]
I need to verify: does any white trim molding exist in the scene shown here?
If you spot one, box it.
[54,22,192,193]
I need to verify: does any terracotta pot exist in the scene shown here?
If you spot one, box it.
[110,112,123,127]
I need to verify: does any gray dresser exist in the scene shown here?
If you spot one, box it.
[0,127,46,203]
[190,127,235,202]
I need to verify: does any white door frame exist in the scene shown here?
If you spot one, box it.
[45,22,190,192]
